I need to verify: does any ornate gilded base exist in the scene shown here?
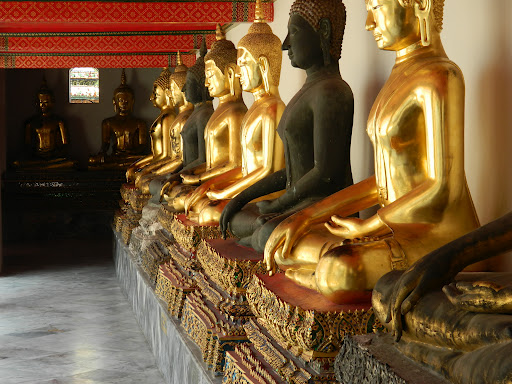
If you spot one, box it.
[246,273,380,380]
[155,259,197,318]
[170,214,225,252]
[181,289,248,375]
[224,343,284,384]
[197,239,266,297]
[141,234,171,285]
[157,204,177,233]
[335,333,450,384]
[129,190,151,212]
[119,206,142,245]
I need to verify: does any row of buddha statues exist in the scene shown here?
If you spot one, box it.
[13,69,152,171]
[103,0,512,381]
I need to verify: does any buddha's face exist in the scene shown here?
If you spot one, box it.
[282,14,323,70]
[237,47,262,92]
[114,91,134,115]
[170,80,184,106]
[38,94,53,114]
[184,74,202,104]
[151,85,167,109]
[205,60,227,98]
[365,0,420,51]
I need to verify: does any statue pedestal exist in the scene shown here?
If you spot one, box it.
[226,273,379,383]
[155,212,227,321]
[335,333,450,384]
[178,238,265,375]
[128,202,164,257]
[113,231,221,384]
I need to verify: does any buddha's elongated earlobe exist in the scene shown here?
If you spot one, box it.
[415,0,432,46]
[227,66,236,97]
[258,56,270,95]
[319,18,332,66]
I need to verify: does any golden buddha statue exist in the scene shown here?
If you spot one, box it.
[125,67,175,181]
[219,0,354,252]
[168,24,247,211]
[372,211,512,383]
[262,0,480,305]
[89,69,148,169]
[182,0,285,225]
[136,52,194,194]
[154,40,214,203]
[13,77,76,170]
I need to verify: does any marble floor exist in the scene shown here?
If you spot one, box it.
[0,236,165,384]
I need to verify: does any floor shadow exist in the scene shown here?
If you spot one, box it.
[1,234,114,277]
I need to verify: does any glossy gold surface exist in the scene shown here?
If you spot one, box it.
[171,24,247,212]
[136,55,193,194]
[184,4,285,224]
[263,0,479,304]
[126,68,175,181]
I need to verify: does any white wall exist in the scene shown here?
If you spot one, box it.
[227,0,512,269]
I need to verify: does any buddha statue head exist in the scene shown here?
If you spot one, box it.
[365,0,444,49]
[237,0,282,94]
[184,38,211,105]
[36,76,56,116]
[204,24,240,98]
[113,69,135,116]
[283,0,347,69]
[169,51,188,108]
[151,66,173,110]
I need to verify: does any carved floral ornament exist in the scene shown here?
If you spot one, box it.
[0,0,274,68]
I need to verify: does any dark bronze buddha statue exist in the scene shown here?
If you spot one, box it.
[219,0,355,253]
[89,69,148,169]
[373,211,512,383]
[13,77,76,170]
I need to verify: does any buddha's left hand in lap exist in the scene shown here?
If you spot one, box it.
[324,215,390,241]
[443,281,512,314]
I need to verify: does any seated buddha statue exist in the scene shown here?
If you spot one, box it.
[182,0,285,225]
[124,68,175,181]
[136,52,194,194]
[372,211,512,383]
[89,69,148,169]
[13,77,76,170]
[219,0,354,252]
[262,0,480,305]
[167,24,247,211]
[152,40,214,204]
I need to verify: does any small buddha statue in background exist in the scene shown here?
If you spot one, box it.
[136,52,194,194]
[168,24,247,211]
[13,77,76,170]
[183,0,285,225]
[373,211,512,383]
[263,0,479,305]
[219,0,354,252]
[89,69,148,169]
[151,39,214,203]
[125,67,175,181]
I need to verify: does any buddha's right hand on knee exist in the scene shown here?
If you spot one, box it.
[264,212,309,275]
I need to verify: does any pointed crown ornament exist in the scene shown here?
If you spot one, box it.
[238,0,282,85]
[204,23,237,73]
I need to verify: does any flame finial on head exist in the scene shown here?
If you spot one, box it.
[176,51,182,66]
[254,0,265,23]
[215,23,226,41]
[199,36,207,58]
[120,68,127,85]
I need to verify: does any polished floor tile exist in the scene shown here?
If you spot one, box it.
[0,237,164,384]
